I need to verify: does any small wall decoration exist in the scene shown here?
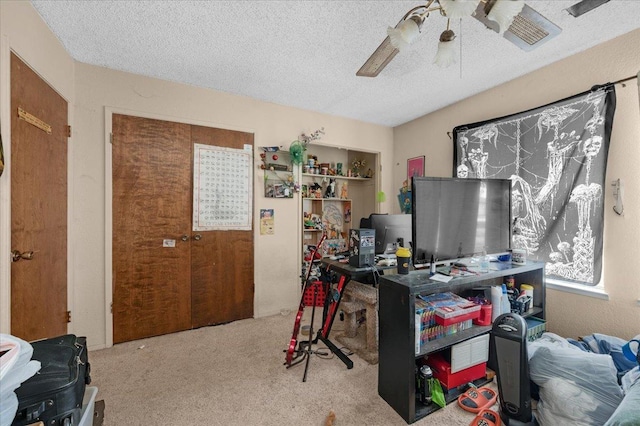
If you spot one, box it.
[260,209,274,235]
[261,148,296,198]
[407,156,425,184]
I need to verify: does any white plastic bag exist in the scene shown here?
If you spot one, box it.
[0,334,41,426]
[528,334,623,426]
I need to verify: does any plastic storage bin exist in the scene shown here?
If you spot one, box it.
[79,386,98,426]
[525,317,546,342]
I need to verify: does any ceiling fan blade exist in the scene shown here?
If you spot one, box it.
[356,36,399,77]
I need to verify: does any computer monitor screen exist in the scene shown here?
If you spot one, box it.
[369,213,412,255]
[412,177,512,265]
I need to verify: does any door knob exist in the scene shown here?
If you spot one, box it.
[193,234,202,241]
[11,250,35,262]
[181,235,190,242]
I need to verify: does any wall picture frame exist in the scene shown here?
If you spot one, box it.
[407,155,425,183]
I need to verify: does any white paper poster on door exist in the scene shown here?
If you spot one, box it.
[193,143,253,231]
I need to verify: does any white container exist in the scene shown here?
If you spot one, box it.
[512,248,526,265]
[520,284,534,311]
[79,386,98,426]
[501,284,511,315]
[451,334,490,373]
[491,286,502,321]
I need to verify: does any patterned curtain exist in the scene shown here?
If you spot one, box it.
[453,84,616,285]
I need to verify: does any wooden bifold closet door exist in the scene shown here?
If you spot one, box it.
[112,114,254,343]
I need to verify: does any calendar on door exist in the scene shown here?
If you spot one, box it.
[193,143,253,231]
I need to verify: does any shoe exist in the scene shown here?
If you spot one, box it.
[469,408,501,426]
[458,386,497,413]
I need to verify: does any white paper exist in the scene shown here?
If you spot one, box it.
[430,273,453,283]
[192,143,253,231]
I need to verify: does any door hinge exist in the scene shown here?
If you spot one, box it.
[110,302,113,313]
[66,125,71,138]
[109,133,113,144]
[66,310,71,323]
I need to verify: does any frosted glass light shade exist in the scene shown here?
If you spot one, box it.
[387,18,420,50]
[440,0,481,20]
[487,0,525,34]
[433,30,457,68]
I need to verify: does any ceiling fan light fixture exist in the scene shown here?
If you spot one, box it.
[387,16,422,50]
[433,29,457,67]
[439,0,481,19]
[487,0,525,34]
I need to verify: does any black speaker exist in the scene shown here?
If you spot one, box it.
[490,313,538,426]
[348,228,375,268]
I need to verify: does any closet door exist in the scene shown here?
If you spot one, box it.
[112,115,254,343]
[190,125,254,328]
[112,114,192,343]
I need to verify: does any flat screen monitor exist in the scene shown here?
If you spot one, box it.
[412,177,512,265]
[369,213,412,255]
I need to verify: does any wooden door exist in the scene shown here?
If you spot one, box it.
[10,53,68,341]
[112,114,193,343]
[112,116,254,342]
[190,125,254,328]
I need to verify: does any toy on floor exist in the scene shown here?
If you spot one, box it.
[325,409,336,426]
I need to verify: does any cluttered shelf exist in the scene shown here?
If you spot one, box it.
[415,375,493,419]
[302,172,371,181]
[378,261,546,424]
[416,326,492,358]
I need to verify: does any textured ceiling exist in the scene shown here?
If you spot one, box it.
[31,1,640,127]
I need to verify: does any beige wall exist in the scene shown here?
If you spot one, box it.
[0,2,394,349]
[75,65,393,348]
[393,29,640,340]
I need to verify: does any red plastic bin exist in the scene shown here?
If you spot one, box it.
[427,353,487,390]
[303,281,326,307]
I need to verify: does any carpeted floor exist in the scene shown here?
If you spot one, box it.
[89,311,498,425]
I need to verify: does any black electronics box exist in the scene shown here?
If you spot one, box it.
[349,228,375,267]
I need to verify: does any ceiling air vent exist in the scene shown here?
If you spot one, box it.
[473,3,562,51]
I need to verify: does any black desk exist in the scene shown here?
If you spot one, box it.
[321,258,389,280]
[315,259,394,368]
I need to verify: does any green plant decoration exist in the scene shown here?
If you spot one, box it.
[289,127,325,166]
[289,140,305,165]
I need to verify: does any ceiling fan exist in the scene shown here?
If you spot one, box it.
[356,0,561,77]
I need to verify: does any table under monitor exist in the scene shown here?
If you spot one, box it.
[315,258,395,368]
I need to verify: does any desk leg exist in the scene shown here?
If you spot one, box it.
[318,334,353,369]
